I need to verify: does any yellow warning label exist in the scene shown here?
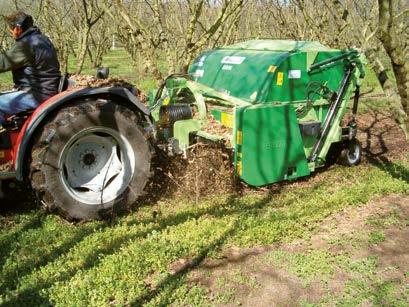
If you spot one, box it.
[236,131,242,145]
[277,72,284,86]
[237,160,242,176]
[267,65,277,73]
[163,97,170,105]
[221,113,234,128]
[0,151,4,159]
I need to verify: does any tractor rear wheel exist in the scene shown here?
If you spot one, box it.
[30,99,152,220]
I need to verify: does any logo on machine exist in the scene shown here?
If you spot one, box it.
[197,56,207,67]
[221,56,246,65]
[192,69,204,78]
[265,140,286,150]
[288,70,301,79]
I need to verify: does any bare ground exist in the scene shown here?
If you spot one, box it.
[188,194,409,306]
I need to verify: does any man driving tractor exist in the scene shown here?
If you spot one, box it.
[0,11,61,128]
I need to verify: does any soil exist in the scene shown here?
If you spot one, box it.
[0,161,12,172]
[142,143,235,204]
[187,194,409,306]
[69,74,147,102]
[354,109,409,161]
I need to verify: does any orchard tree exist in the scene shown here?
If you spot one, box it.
[377,0,409,139]
[103,0,246,83]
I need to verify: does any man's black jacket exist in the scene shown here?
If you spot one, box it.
[0,27,61,102]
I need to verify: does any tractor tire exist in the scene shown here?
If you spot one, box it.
[337,139,362,167]
[30,99,152,220]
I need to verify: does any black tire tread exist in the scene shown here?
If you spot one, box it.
[29,99,152,220]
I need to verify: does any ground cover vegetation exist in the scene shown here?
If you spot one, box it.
[0,0,408,305]
[0,157,408,305]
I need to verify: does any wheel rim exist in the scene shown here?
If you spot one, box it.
[59,127,136,205]
[347,143,360,164]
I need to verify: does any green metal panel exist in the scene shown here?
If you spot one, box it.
[189,48,288,103]
[189,40,348,104]
[266,52,308,102]
[173,119,202,150]
[165,40,367,186]
[235,104,310,186]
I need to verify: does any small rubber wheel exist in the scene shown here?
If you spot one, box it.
[30,99,152,220]
[338,139,362,166]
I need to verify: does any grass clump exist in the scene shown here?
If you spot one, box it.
[268,249,336,286]
[368,231,386,245]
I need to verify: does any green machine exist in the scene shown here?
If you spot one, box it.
[150,40,366,186]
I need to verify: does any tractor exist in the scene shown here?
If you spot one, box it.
[0,40,365,220]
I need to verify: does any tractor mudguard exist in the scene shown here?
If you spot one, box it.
[15,86,151,181]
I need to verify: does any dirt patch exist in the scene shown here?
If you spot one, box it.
[354,109,409,161]
[187,194,409,306]
[200,115,233,147]
[0,161,13,172]
[142,143,235,204]
[69,74,147,102]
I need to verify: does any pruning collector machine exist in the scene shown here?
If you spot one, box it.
[0,40,365,220]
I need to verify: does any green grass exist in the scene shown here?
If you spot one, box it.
[368,231,386,245]
[0,160,408,306]
[268,249,336,286]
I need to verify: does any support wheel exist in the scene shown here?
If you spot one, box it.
[30,100,152,220]
[338,139,361,166]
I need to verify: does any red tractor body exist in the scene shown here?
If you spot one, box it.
[1,89,83,178]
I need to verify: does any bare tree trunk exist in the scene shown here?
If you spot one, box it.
[76,28,91,74]
[74,0,105,74]
[377,0,409,140]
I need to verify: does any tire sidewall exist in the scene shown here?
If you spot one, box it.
[346,140,361,165]
[339,139,361,167]
[38,101,151,220]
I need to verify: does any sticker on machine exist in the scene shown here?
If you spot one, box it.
[221,56,246,65]
[288,70,301,79]
[222,65,233,71]
[192,69,204,78]
[197,56,207,67]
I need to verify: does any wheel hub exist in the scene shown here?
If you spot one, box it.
[82,152,97,167]
[59,128,136,205]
